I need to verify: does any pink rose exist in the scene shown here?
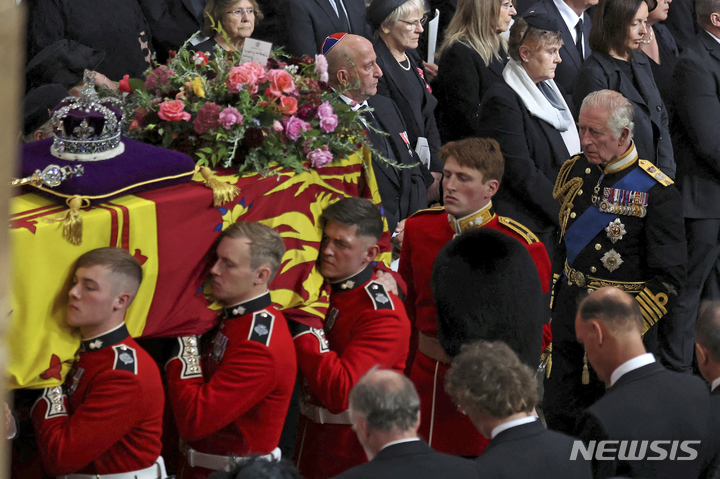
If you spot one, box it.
[218,107,243,129]
[244,62,267,83]
[265,69,296,98]
[319,114,338,133]
[158,100,191,122]
[118,75,132,93]
[316,101,338,133]
[283,116,310,141]
[279,96,298,115]
[308,147,333,168]
[193,102,221,134]
[314,54,329,83]
[273,120,284,132]
[227,64,259,94]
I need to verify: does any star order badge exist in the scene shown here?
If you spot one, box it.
[605,218,627,244]
[601,249,623,272]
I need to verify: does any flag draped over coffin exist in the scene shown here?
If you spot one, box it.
[8,148,389,390]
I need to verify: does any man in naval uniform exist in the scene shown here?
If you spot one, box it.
[398,136,552,457]
[165,222,296,479]
[545,89,686,435]
[31,247,166,478]
[290,197,411,479]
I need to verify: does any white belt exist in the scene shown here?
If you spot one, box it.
[58,456,167,479]
[181,441,281,471]
[299,400,352,425]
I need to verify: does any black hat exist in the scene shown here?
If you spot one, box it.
[23,84,69,135]
[366,0,409,31]
[432,228,544,366]
[25,39,105,93]
[522,11,560,32]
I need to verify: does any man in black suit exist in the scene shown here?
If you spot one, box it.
[277,0,372,57]
[334,368,479,479]
[325,33,427,235]
[139,0,208,63]
[523,0,595,95]
[696,302,720,479]
[574,287,715,479]
[444,340,592,479]
[667,0,720,375]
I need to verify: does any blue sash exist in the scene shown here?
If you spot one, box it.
[565,166,656,266]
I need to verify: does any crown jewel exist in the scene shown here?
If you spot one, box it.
[50,70,125,161]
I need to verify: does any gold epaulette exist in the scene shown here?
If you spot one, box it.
[638,160,674,186]
[553,154,583,197]
[409,205,445,218]
[553,154,585,240]
[498,216,539,244]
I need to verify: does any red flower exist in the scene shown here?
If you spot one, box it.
[279,96,298,115]
[118,75,132,93]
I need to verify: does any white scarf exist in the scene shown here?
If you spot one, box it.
[502,58,581,156]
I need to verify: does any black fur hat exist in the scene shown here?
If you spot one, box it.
[432,228,544,367]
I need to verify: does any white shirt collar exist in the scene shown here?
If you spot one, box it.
[609,353,655,387]
[491,416,536,439]
[553,0,582,40]
[338,92,368,111]
[705,29,720,46]
[381,437,421,450]
[711,377,720,392]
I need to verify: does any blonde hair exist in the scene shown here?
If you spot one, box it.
[379,0,425,34]
[439,0,507,66]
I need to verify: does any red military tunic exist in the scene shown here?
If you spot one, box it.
[292,266,411,479]
[166,293,297,479]
[399,203,551,456]
[31,323,164,476]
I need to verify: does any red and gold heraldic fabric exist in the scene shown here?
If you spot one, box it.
[9,148,390,390]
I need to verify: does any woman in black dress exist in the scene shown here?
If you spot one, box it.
[639,0,679,110]
[433,0,516,143]
[366,0,441,202]
[573,0,676,177]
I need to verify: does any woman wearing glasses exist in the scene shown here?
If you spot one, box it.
[572,0,675,177]
[195,0,264,55]
[476,13,580,252]
[366,0,442,203]
[433,0,516,143]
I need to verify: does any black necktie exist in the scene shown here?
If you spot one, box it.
[575,18,584,61]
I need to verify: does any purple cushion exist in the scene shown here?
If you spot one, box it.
[21,136,196,205]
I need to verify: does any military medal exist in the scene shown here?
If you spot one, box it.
[601,249,623,272]
[596,187,648,217]
[210,332,229,363]
[605,218,627,244]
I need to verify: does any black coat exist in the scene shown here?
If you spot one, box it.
[476,81,569,234]
[523,0,591,96]
[573,51,676,178]
[26,0,154,80]
[671,30,720,219]
[332,440,479,479]
[375,40,442,174]
[433,41,507,143]
[366,95,428,232]
[575,362,714,479]
[475,420,592,479]
[138,0,202,64]
[276,0,372,57]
